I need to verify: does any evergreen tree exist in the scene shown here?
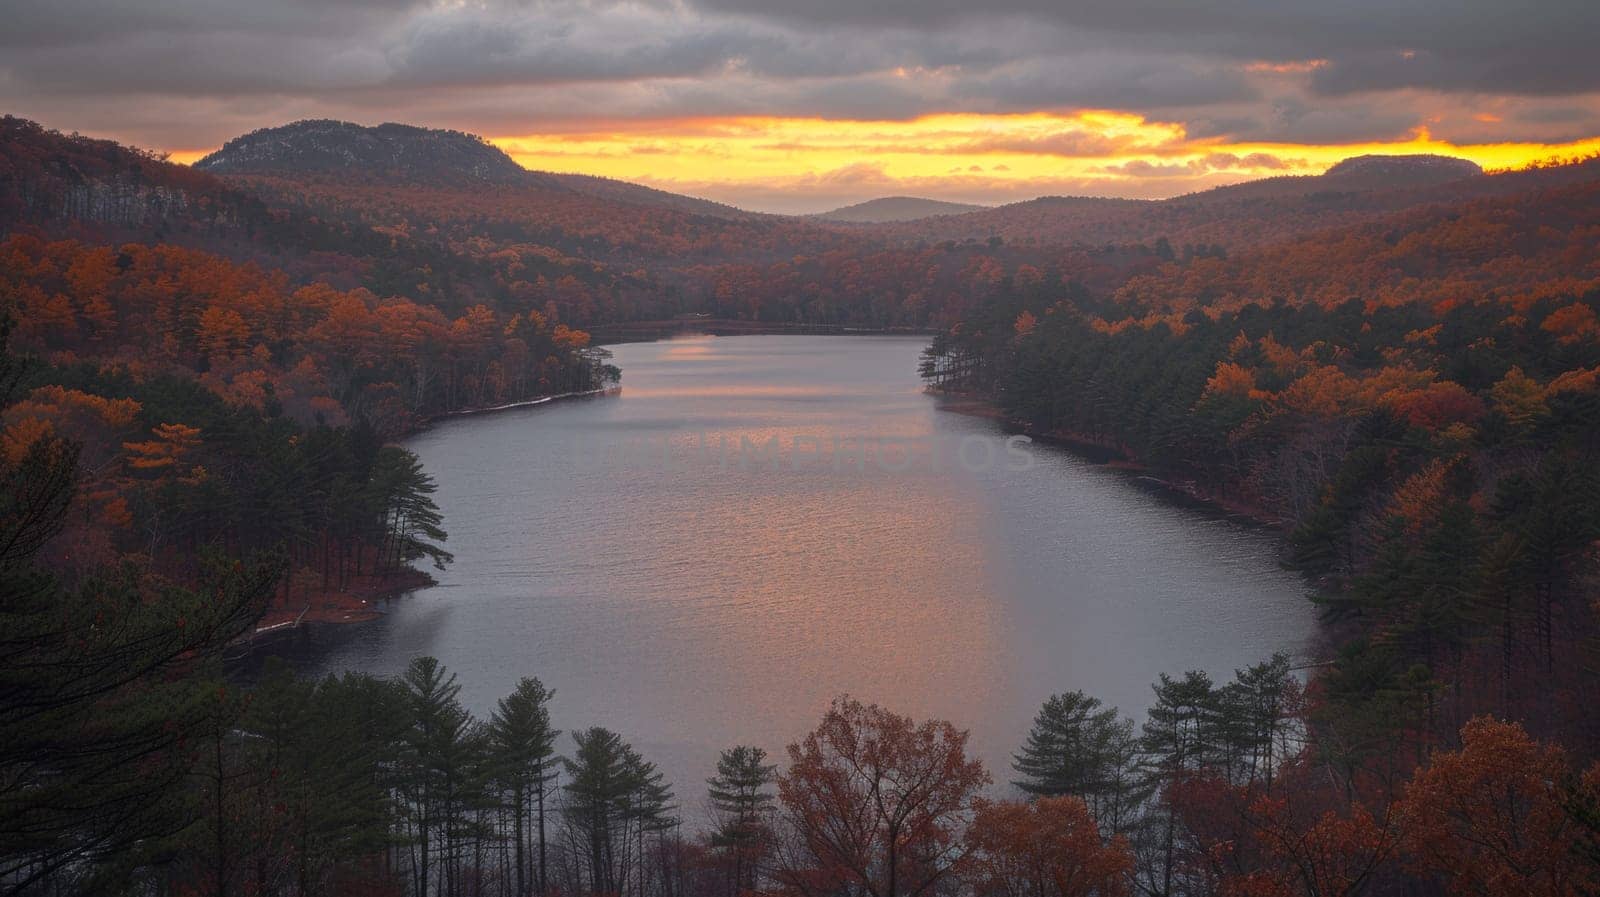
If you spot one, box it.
[489,677,561,897]
[176,680,259,897]
[370,446,454,572]
[398,656,483,897]
[242,662,408,896]
[1011,691,1143,833]
[1136,671,1219,897]
[560,728,674,897]
[1214,654,1296,788]
[621,747,676,897]
[0,320,276,892]
[563,727,632,896]
[706,746,776,896]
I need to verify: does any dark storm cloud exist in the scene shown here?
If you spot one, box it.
[1,0,1598,154]
[0,0,1076,102]
[1310,46,1600,97]
[0,0,417,50]
[1184,98,1430,145]
[691,0,1600,97]
[5,30,388,95]
[382,10,1041,87]
[386,8,767,86]
[954,55,1258,111]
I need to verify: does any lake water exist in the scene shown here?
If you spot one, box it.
[289,334,1314,802]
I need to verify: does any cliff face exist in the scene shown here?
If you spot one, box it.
[52,179,189,226]
[1,116,234,231]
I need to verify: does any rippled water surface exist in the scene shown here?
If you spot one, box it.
[293,334,1314,795]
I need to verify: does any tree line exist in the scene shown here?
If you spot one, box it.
[924,265,1600,748]
[918,168,1600,894]
[11,600,1599,897]
[9,327,1587,896]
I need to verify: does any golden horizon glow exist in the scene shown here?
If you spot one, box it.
[168,112,1600,212]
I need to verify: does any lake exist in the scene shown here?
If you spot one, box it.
[287,334,1314,802]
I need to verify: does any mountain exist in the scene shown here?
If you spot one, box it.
[1176,154,1485,203]
[1322,153,1482,184]
[13,113,1600,336]
[196,120,534,186]
[1115,170,1600,313]
[195,119,747,218]
[816,196,988,223]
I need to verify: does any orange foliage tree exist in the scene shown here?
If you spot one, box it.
[1218,798,1397,897]
[1396,717,1600,897]
[775,697,990,897]
[964,796,1131,897]
[0,235,607,435]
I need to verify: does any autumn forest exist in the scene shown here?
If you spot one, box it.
[3,89,1600,897]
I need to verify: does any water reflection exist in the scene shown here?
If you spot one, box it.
[282,334,1313,804]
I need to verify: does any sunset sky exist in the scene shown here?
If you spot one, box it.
[6,0,1600,212]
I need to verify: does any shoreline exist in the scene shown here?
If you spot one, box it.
[429,385,620,422]
[228,567,436,659]
[243,333,914,646]
[587,319,935,345]
[936,393,1341,673]
[229,388,623,654]
[935,393,1287,528]
[246,344,1283,653]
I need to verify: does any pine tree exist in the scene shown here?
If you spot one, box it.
[0,319,276,892]
[488,677,561,897]
[1214,654,1296,788]
[622,747,676,897]
[399,656,482,897]
[1011,691,1143,834]
[706,746,775,895]
[563,727,632,896]
[242,662,408,896]
[369,446,454,572]
[1137,671,1219,897]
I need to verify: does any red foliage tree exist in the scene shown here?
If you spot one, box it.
[964,797,1131,897]
[775,697,989,897]
[1396,717,1600,897]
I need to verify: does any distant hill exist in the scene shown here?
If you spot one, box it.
[543,171,751,220]
[1323,153,1482,183]
[1155,154,1484,207]
[816,196,988,222]
[196,120,534,187]
[195,120,748,218]
[854,153,1524,249]
[0,114,864,336]
[1113,164,1600,315]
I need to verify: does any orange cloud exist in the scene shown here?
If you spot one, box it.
[1241,59,1329,74]
[173,111,1600,213]
[484,114,1600,210]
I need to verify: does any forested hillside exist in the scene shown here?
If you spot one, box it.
[5,111,1600,897]
[0,117,647,323]
[922,152,1600,894]
[197,120,750,219]
[861,154,1600,251]
[816,196,989,223]
[0,117,616,638]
